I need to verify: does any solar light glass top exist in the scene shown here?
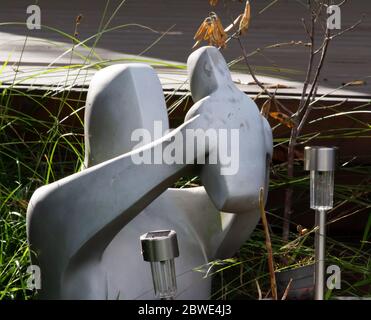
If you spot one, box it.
[304,146,338,210]
[140,230,179,300]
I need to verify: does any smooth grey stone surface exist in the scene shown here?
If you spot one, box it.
[84,63,169,167]
[27,46,273,299]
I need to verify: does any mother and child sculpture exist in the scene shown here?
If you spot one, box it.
[26,46,273,299]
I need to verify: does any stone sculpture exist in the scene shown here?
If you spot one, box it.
[26,46,273,299]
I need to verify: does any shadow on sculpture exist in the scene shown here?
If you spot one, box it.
[26,46,273,299]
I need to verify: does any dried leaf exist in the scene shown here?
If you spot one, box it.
[239,0,251,35]
[193,19,211,48]
[193,13,227,49]
[269,112,295,128]
[212,21,220,41]
[76,14,83,24]
[209,0,218,6]
[346,80,367,86]
[207,22,215,44]
[194,19,208,41]
[214,17,227,48]
[297,225,309,236]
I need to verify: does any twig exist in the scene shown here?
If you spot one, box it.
[259,187,277,300]
[281,278,293,300]
[297,31,331,134]
[330,18,363,40]
[337,0,348,8]
[264,288,272,299]
[298,17,363,134]
[231,41,311,64]
[236,37,293,115]
[222,0,293,116]
[283,3,333,242]
[297,15,315,116]
[255,279,263,300]
[240,262,244,286]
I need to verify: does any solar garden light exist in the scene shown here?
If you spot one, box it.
[304,146,338,300]
[140,230,179,300]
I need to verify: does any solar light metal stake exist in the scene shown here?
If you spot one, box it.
[140,230,179,300]
[304,146,337,300]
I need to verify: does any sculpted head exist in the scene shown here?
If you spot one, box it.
[187,46,273,214]
[187,46,233,102]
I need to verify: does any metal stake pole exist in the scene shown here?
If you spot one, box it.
[314,209,326,300]
[305,146,337,301]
